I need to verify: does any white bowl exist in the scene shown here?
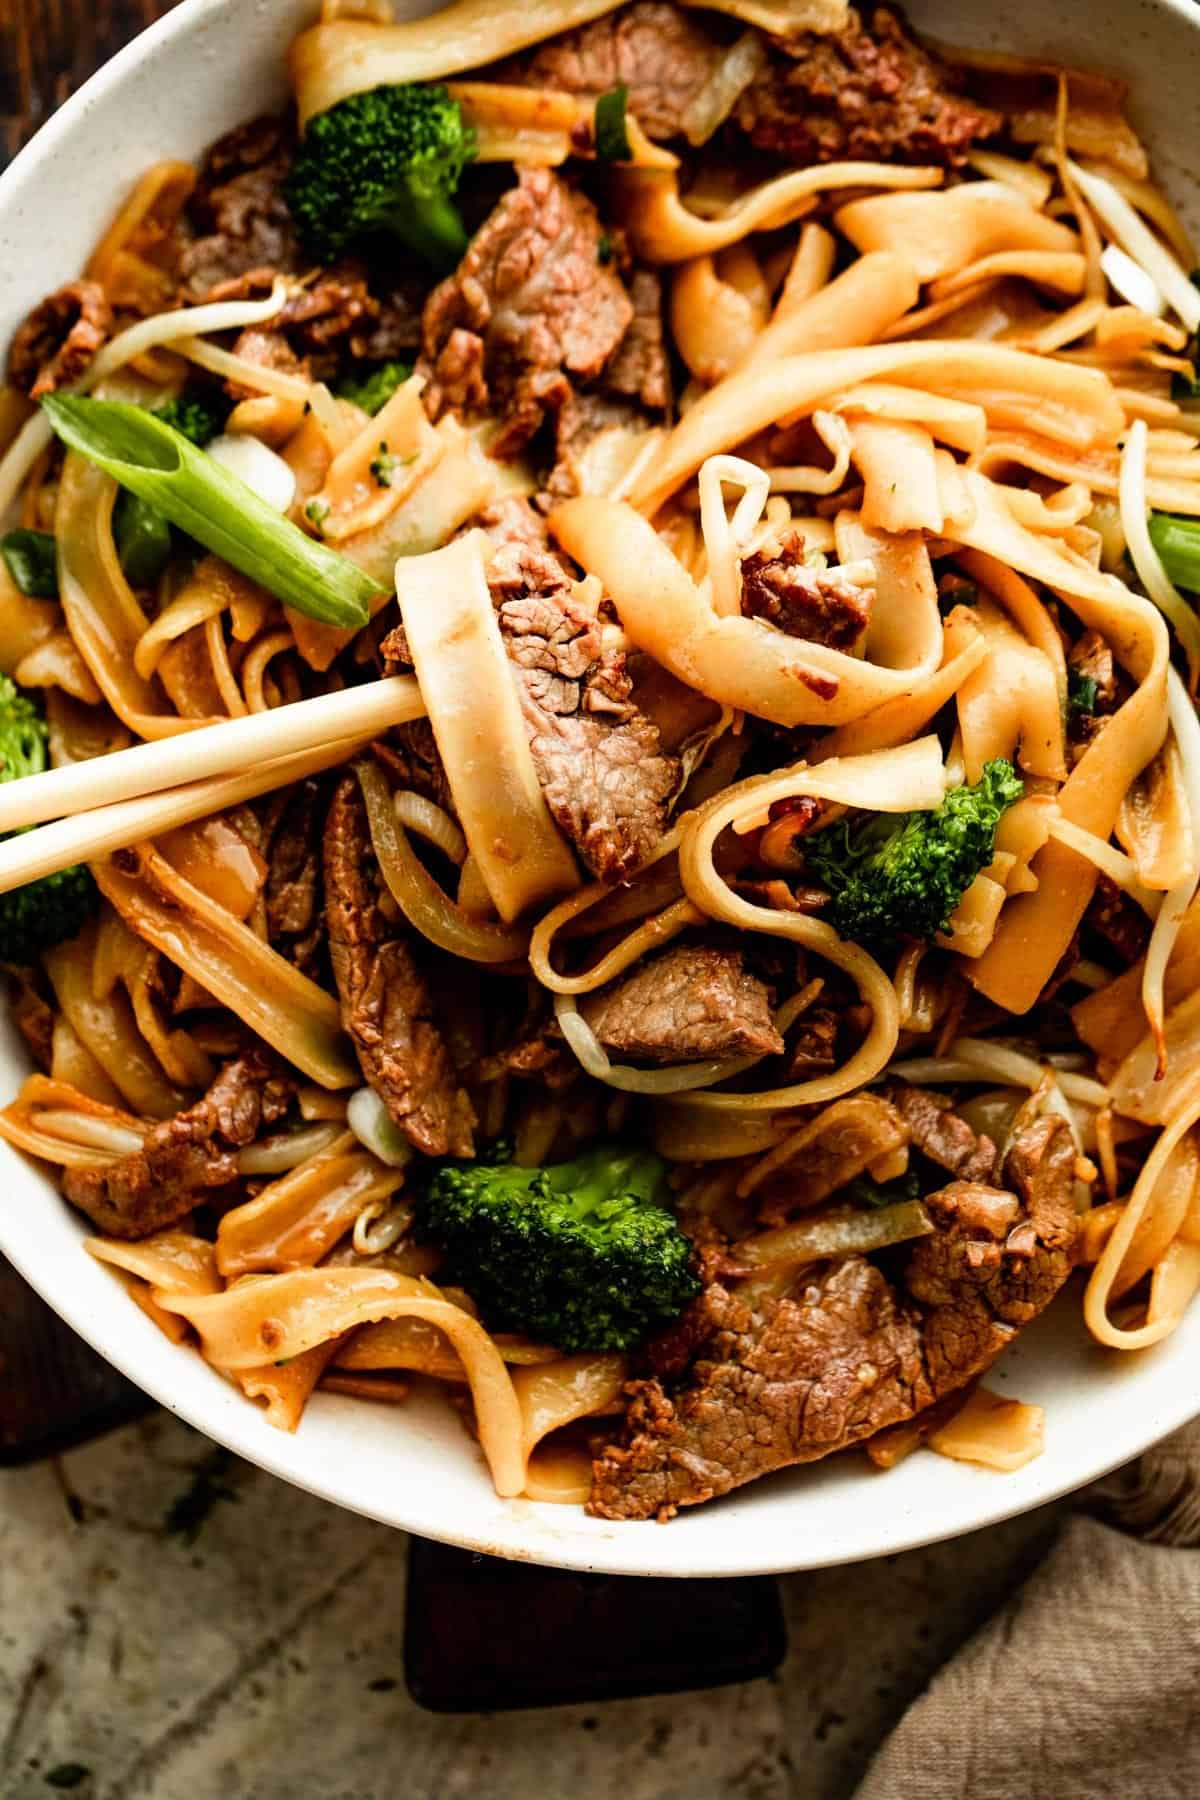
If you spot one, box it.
[3,0,1200,1577]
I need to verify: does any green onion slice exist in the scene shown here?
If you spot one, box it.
[41,395,380,629]
[594,85,632,162]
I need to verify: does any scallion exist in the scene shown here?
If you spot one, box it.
[1148,512,1200,594]
[41,395,380,629]
[113,493,174,589]
[594,85,632,162]
[1,528,58,598]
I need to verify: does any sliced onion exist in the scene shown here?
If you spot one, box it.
[31,1111,145,1156]
[1100,243,1165,316]
[347,1086,414,1170]
[554,982,819,1097]
[356,758,529,964]
[236,1122,344,1175]
[1069,160,1200,332]
[394,790,467,866]
[207,433,297,513]
[887,1037,1110,1108]
[734,1198,934,1270]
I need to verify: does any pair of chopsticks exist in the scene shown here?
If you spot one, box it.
[0,677,426,895]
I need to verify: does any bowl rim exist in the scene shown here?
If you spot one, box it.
[2,0,1200,1577]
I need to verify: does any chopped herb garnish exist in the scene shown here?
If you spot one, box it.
[1,527,58,598]
[371,441,400,487]
[305,498,331,531]
[594,84,632,161]
[1068,668,1100,716]
[1148,511,1200,594]
[597,233,614,265]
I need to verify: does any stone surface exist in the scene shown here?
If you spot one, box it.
[0,1413,1064,1799]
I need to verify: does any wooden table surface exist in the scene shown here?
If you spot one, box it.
[0,0,183,165]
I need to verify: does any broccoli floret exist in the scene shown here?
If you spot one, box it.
[0,677,97,962]
[286,85,476,271]
[417,1143,700,1351]
[334,361,411,416]
[153,387,229,448]
[804,759,1024,955]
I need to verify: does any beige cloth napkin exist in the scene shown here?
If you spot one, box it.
[856,1420,1200,1800]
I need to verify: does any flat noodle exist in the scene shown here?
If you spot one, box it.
[741,252,919,367]
[812,606,987,763]
[396,532,580,921]
[44,922,187,1118]
[551,495,939,727]
[1086,1075,1200,1349]
[834,183,1078,283]
[671,256,766,384]
[160,1267,526,1495]
[217,1132,406,1275]
[236,1340,345,1431]
[954,598,1066,783]
[630,342,1125,515]
[850,419,943,534]
[56,450,215,739]
[512,1353,627,1502]
[953,485,1170,1011]
[94,848,358,1089]
[616,164,939,263]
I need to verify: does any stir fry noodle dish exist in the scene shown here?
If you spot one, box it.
[4,0,1200,1520]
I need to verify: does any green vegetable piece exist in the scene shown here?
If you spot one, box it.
[418,1142,700,1351]
[594,84,632,161]
[804,758,1025,954]
[41,395,379,629]
[1067,668,1099,717]
[113,491,174,588]
[153,386,230,447]
[597,232,615,266]
[1,528,58,598]
[0,675,97,961]
[844,1169,923,1209]
[286,84,476,270]
[1148,511,1200,594]
[335,360,411,416]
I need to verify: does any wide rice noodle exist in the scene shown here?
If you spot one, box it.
[95,847,358,1089]
[629,341,1126,515]
[615,163,940,264]
[834,182,1078,284]
[550,494,942,727]
[395,532,580,921]
[160,1266,527,1495]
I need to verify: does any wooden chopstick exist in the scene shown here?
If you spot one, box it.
[0,676,426,835]
[0,733,378,896]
